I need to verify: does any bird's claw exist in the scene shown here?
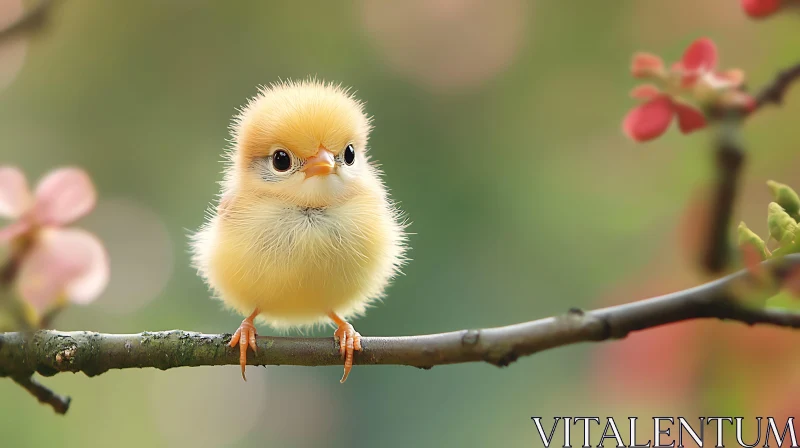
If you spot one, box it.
[229,316,258,381]
[333,322,362,383]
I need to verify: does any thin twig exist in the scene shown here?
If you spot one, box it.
[2,254,800,415]
[0,0,55,42]
[703,116,745,273]
[0,253,19,286]
[11,375,70,414]
[0,251,35,333]
[38,302,65,330]
[701,62,800,273]
[753,62,800,110]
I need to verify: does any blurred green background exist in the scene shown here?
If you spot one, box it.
[1,1,800,447]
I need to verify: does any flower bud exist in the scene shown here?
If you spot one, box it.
[768,202,797,243]
[738,222,769,260]
[767,180,800,218]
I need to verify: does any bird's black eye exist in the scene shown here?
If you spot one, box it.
[272,150,292,172]
[343,144,355,166]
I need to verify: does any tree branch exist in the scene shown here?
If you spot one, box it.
[703,118,744,273]
[0,0,56,42]
[11,374,70,414]
[2,255,800,393]
[753,62,800,110]
[701,62,800,273]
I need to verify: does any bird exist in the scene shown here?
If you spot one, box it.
[190,79,407,383]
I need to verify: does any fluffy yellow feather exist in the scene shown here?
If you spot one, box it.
[191,79,407,382]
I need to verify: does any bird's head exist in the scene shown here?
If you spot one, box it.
[229,79,375,208]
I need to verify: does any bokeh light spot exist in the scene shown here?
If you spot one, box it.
[149,367,339,448]
[360,0,531,93]
[149,367,268,448]
[81,197,174,314]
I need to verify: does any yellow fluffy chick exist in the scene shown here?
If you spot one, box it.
[191,79,407,383]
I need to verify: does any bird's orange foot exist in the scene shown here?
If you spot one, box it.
[229,309,259,381]
[330,315,362,383]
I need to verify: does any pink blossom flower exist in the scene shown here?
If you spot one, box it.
[0,166,109,311]
[623,38,753,142]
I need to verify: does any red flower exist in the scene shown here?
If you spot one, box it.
[624,38,751,143]
[622,87,706,142]
[674,38,721,87]
[741,0,782,18]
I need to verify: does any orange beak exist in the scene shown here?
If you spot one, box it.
[302,148,336,178]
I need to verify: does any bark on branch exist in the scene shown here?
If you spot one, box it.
[3,255,800,388]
